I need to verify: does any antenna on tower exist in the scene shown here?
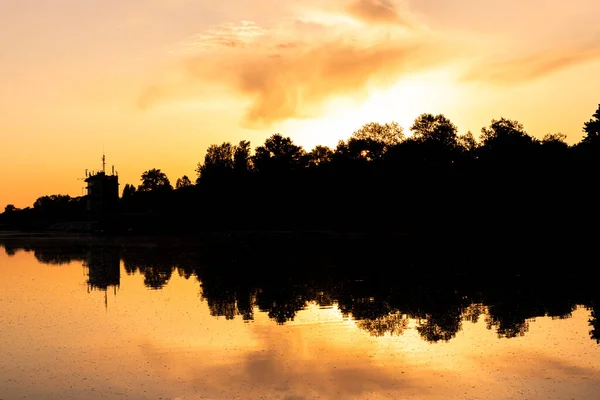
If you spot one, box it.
[102,154,106,173]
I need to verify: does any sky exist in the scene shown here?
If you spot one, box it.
[1,0,600,209]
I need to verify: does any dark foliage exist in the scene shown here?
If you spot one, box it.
[2,106,600,246]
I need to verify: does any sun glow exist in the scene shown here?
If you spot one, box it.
[283,68,463,150]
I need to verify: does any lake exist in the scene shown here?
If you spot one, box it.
[1,235,599,399]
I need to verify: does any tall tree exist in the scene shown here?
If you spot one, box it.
[542,133,568,147]
[307,145,334,167]
[175,175,192,189]
[122,184,136,198]
[351,122,404,148]
[196,142,235,182]
[33,195,72,209]
[138,169,172,192]
[233,140,252,175]
[3,204,17,213]
[480,118,534,150]
[457,131,478,152]
[344,138,386,161]
[582,104,600,144]
[411,114,458,148]
[477,117,539,169]
[541,133,569,155]
[253,134,306,173]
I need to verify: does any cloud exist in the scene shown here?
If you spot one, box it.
[195,40,443,125]
[177,20,268,53]
[140,16,458,126]
[275,42,300,50]
[346,0,410,26]
[463,46,600,84]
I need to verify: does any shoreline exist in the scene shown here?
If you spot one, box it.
[0,229,411,246]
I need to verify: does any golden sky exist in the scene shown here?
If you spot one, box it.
[1,0,600,209]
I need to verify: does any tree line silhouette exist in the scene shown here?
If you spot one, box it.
[1,236,598,344]
[2,106,600,245]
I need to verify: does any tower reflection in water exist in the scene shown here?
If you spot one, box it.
[85,247,120,307]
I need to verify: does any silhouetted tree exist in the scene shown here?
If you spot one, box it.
[351,121,404,148]
[33,195,72,210]
[457,131,478,152]
[307,145,334,167]
[120,184,137,213]
[253,134,306,173]
[582,104,600,144]
[480,118,535,154]
[4,204,17,213]
[175,175,192,189]
[539,133,570,167]
[122,184,136,198]
[336,122,404,163]
[542,133,568,148]
[26,194,86,226]
[196,142,235,182]
[345,137,386,161]
[233,140,252,175]
[410,113,458,148]
[5,104,600,242]
[138,169,172,192]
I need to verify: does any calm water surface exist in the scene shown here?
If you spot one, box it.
[0,237,599,400]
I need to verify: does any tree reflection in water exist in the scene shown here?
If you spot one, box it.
[356,311,409,337]
[1,235,599,344]
[590,303,600,344]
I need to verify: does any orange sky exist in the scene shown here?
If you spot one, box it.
[2,0,600,209]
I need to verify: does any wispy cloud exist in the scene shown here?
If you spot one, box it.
[346,0,410,26]
[177,20,268,53]
[463,46,600,84]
